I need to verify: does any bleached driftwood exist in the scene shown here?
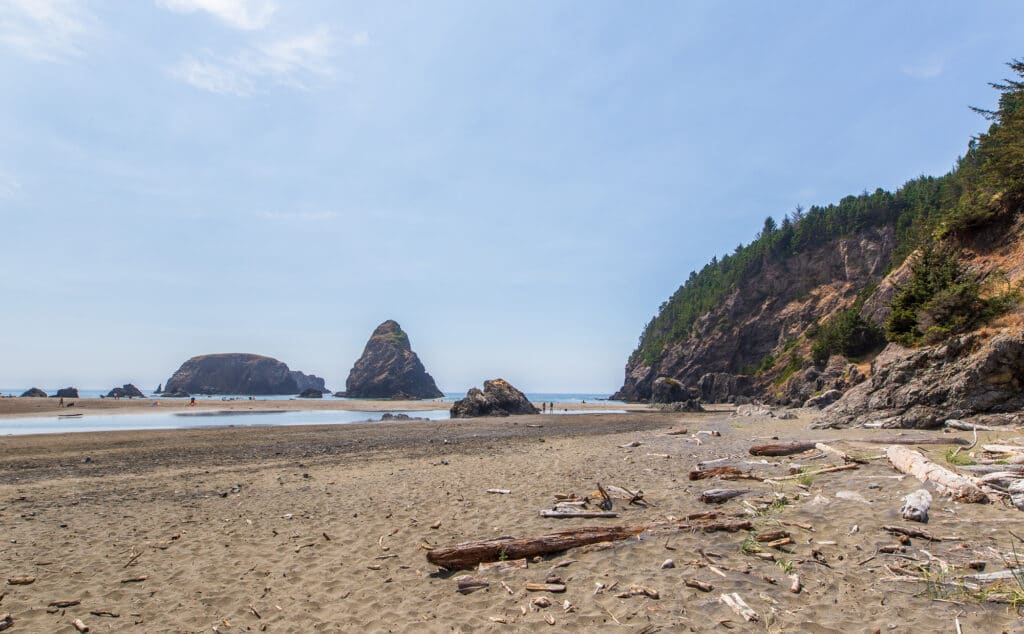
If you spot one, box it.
[540,509,619,519]
[815,442,868,464]
[885,445,989,503]
[719,593,758,622]
[945,420,995,432]
[900,489,932,523]
[699,488,750,504]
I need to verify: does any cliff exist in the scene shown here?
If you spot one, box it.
[615,225,894,402]
[616,60,1024,425]
[164,353,327,395]
[341,320,443,399]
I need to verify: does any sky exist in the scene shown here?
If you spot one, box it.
[1,1,1023,393]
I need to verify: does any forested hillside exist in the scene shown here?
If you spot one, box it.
[618,60,1024,411]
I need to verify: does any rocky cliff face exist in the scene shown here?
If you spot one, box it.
[615,227,895,402]
[342,320,443,399]
[164,354,326,395]
[816,331,1024,428]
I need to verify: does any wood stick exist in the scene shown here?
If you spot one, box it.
[48,600,80,608]
[882,525,940,541]
[455,575,490,594]
[5,578,34,586]
[886,445,989,503]
[860,436,971,446]
[0,614,12,633]
[815,442,868,464]
[719,593,758,622]
[688,466,760,481]
[749,442,817,457]
[764,463,858,483]
[526,583,566,593]
[73,619,89,632]
[540,510,619,519]
[685,579,713,592]
[788,574,802,594]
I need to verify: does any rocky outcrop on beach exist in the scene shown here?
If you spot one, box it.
[297,388,323,398]
[650,377,703,411]
[614,227,895,402]
[164,354,327,395]
[107,383,145,399]
[53,387,78,398]
[815,331,1024,429]
[341,320,443,399]
[20,388,46,397]
[450,379,539,418]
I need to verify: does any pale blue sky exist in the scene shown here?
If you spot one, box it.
[1,1,1022,393]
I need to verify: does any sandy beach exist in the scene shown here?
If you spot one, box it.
[1,409,1022,632]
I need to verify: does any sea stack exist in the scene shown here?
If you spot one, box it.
[106,383,146,399]
[341,320,443,399]
[163,353,327,395]
[450,379,539,418]
[20,387,47,397]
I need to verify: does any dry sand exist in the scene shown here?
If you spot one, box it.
[0,397,646,419]
[1,409,1022,632]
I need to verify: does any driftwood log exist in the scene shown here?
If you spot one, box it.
[749,441,817,457]
[886,445,989,503]
[900,489,932,523]
[862,436,971,446]
[688,466,759,481]
[946,420,996,432]
[426,526,644,569]
[699,488,750,504]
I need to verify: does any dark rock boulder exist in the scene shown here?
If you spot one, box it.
[153,383,163,394]
[297,388,323,398]
[53,387,78,398]
[804,389,843,409]
[650,377,703,412]
[164,353,326,395]
[450,379,539,418]
[697,373,754,404]
[162,390,191,398]
[650,377,696,403]
[816,331,1024,429]
[342,320,443,399]
[20,387,46,397]
[107,383,146,399]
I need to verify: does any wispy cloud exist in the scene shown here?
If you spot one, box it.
[169,26,338,95]
[0,171,20,199]
[255,210,339,222]
[0,0,97,62]
[156,0,276,31]
[901,56,946,80]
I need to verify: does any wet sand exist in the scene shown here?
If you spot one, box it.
[1,409,1021,632]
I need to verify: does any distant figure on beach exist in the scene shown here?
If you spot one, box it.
[189,397,196,406]
[58,397,64,407]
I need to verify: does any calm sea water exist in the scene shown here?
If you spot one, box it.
[0,389,620,404]
[0,389,625,436]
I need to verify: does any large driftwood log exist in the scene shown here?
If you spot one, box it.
[749,442,817,457]
[861,436,971,446]
[886,445,989,503]
[699,488,751,504]
[426,526,644,569]
[900,489,932,523]
[945,420,996,432]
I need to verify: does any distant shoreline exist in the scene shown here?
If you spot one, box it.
[0,396,651,420]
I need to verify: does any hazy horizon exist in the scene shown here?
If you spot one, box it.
[3,1,1023,392]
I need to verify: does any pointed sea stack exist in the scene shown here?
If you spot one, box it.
[341,320,443,399]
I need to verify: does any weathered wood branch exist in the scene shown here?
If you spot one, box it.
[427,526,645,570]
[886,445,989,503]
[749,442,817,457]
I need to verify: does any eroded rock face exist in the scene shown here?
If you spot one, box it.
[614,226,895,402]
[697,373,755,404]
[107,384,145,399]
[450,379,539,418]
[20,388,46,397]
[164,354,326,395]
[342,321,443,399]
[804,389,843,409]
[53,387,78,398]
[816,331,1024,429]
[650,377,703,411]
